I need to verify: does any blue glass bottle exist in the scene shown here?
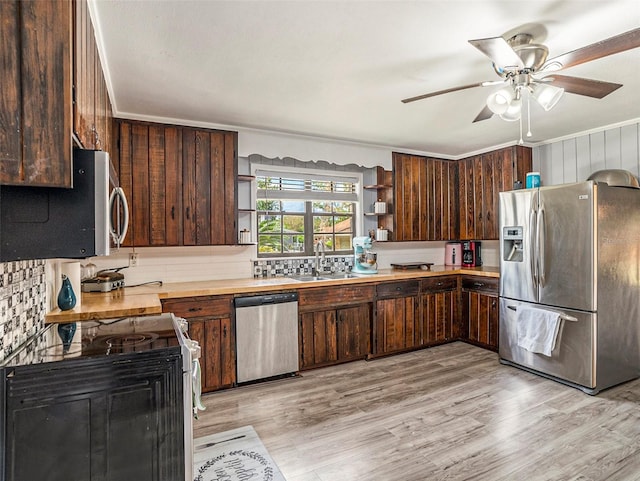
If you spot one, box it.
[57,274,77,311]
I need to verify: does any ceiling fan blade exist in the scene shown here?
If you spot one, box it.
[472,105,494,123]
[543,27,640,71]
[401,82,487,103]
[545,74,623,99]
[468,36,524,70]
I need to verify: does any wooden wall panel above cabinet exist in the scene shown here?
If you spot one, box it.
[115,119,238,247]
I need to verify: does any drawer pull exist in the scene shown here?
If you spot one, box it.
[437,282,443,286]
[473,282,484,288]
[188,307,202,312]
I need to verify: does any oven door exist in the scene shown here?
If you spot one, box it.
[173,316,205,481]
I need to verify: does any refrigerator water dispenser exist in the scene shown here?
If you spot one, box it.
[503,226,523,262]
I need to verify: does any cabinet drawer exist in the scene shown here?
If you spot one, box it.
[461,276,499,294]
[299,285,375,311]
[376,280,419,299]
[420,276,458,292]
[162,295,233,319]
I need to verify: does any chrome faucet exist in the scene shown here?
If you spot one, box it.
[314,239,325,276]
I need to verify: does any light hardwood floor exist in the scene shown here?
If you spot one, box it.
[194,342,640,481]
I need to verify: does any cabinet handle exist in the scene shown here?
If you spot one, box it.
[186,207,190,220]
[223,325,227,337]
[171,206,175,220]
[437,282,443,286]
[473,282,484,288]
[491,300,497,308]
[395,286,402,291]
[188,307,202,312]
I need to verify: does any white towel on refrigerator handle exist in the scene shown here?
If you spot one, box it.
[516,306,562,357]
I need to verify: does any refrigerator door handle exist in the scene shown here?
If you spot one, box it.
[530,194,538,290]
[506,304,577,322]
[538,205,546,287]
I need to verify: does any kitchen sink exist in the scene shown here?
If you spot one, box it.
[323,272,360,279]
[289,273,359,282]
[289,275,331,282]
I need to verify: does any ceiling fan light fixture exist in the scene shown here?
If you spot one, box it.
[487,87,514,115]
[499,98,522,122]
[532,83,564,111]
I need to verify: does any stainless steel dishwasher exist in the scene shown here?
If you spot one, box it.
[234,292,299,383]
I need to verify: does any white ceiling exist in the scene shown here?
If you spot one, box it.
[92,0,640,158]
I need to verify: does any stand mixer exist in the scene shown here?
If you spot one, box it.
[352,236,378,274]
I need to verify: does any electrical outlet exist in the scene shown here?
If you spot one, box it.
[129,253,138,267]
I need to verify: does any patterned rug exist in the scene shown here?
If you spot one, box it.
[193,426,286,481]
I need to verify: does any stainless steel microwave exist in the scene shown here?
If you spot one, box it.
[0,150,129,262]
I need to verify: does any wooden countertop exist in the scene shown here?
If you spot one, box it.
[46,266,498,323]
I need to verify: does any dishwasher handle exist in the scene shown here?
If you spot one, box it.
[234,292,298,308]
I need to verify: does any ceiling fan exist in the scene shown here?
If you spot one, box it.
[402,27,640,124]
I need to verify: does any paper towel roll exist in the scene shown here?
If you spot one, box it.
[60,261,82,308]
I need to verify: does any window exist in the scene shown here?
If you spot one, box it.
[255,170,359,256]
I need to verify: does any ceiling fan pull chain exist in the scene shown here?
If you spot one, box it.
[518,114,524,145]
[526,94,532,138]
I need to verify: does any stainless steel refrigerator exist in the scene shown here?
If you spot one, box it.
[499,180,640,394]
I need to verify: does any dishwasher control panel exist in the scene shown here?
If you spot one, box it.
[234,292,298,308]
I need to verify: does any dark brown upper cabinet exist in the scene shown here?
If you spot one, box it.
[74,0,113,153]
[1,0,73,187]
[458,145,532,240]
[392,153,458,241]
[114,119,238,247]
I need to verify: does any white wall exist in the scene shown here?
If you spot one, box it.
[74,240,500,288]
[238,128,393,169]
[533,121,640,186]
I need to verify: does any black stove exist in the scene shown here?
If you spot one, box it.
[0,312,192,480]
[1,314,182,367]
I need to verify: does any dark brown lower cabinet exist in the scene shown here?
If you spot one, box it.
[420,276,459,345]
[298,285,374,370]
[374,281,420,356]
[461,276,499,351]
[300,304,371,369]
[162,295,235,392]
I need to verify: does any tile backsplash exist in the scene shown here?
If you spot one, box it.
[253,256,354,278]
[0,260,47,363]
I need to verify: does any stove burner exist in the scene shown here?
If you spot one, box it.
[97,332,160,354]
[103,333,157,347]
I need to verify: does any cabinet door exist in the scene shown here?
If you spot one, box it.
[421,289,457,344]
[188,316,235,392]
[337,304,371,361]
[458,146,532,241]
[393,153,427,241]
[1,0,72,187]
[74,0,95,148]
[463,291,499,350]
[429,159,459,241]
[375,296,419,354]
[182,128,237,245]
[117,120,183,247]
[299,310,338,369]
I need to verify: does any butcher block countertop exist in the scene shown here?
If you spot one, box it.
[46,266,498,323]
